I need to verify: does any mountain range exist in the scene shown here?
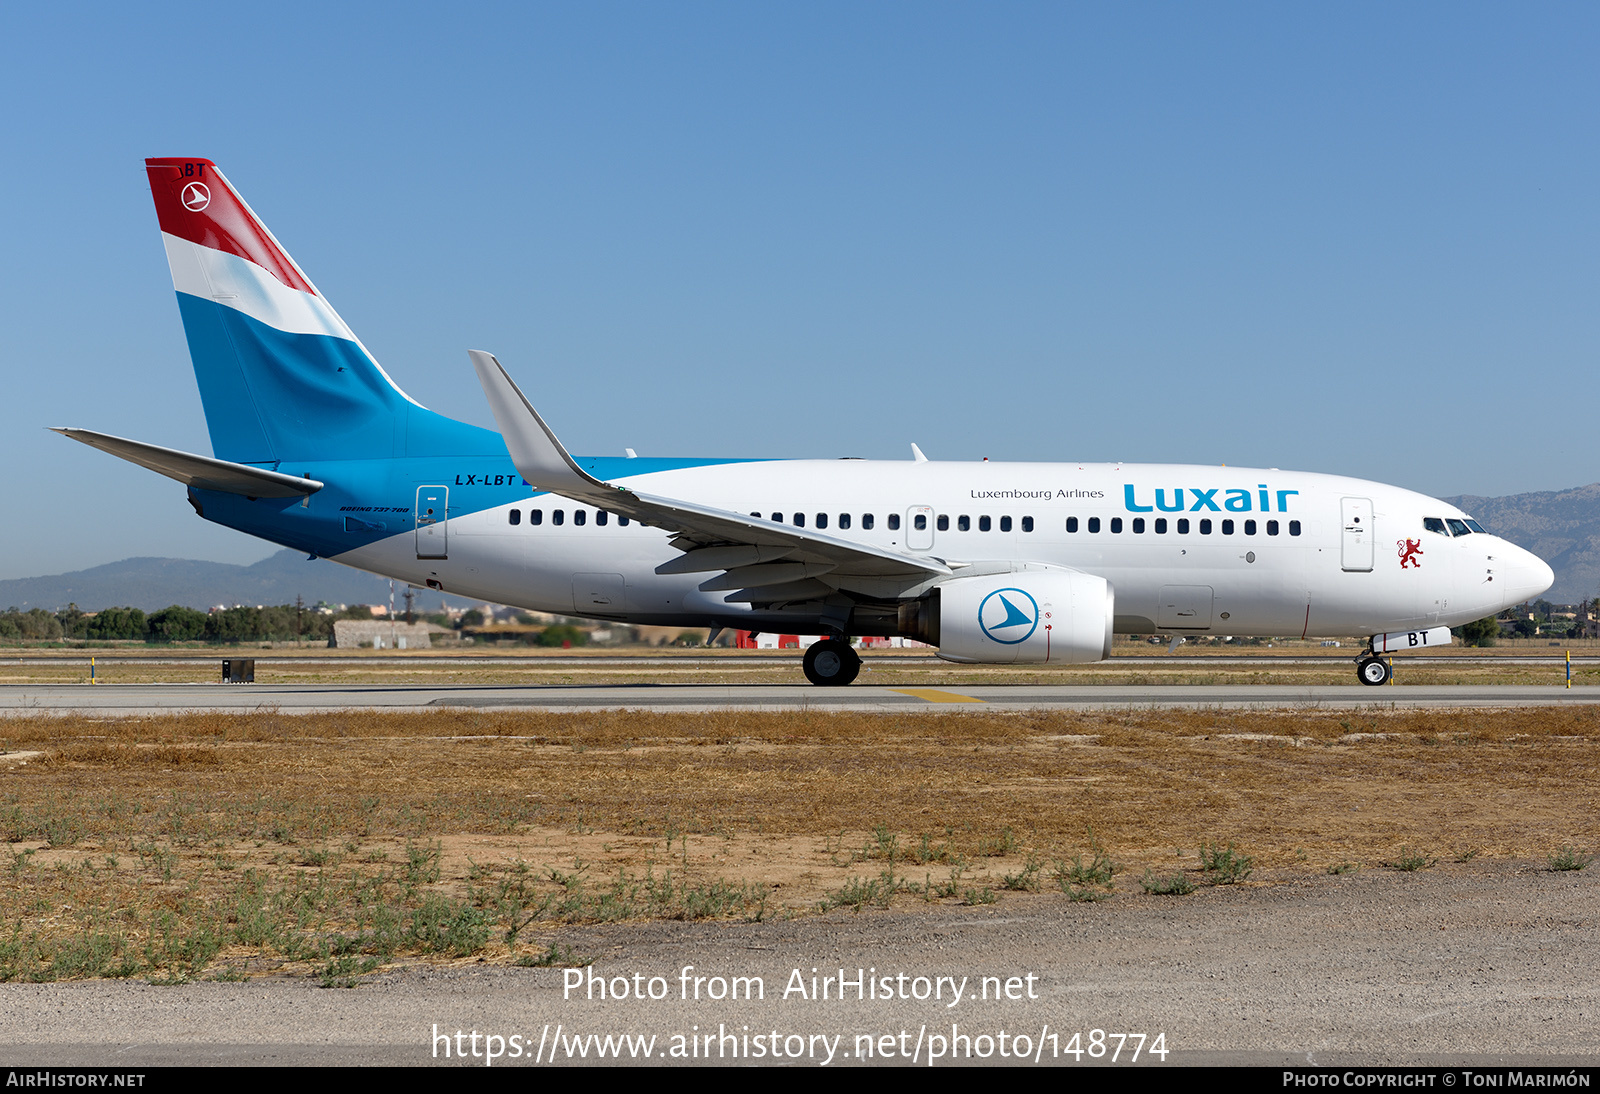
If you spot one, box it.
[0,551,479,613]
[3,482,1596,612]
[1443,483,1600,604]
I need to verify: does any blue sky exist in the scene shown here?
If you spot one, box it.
[3,3,1596,579]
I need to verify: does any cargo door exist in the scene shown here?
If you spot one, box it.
[1157,585,1214,630]
[573,573,627,615]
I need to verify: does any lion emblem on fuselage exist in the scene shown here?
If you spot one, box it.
[1397,538,1423,569]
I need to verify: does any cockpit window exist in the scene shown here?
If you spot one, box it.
[1446,518,1471,537]
[1464,519,1486,534]
[1423,517,1449,536]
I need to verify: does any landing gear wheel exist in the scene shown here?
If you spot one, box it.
[1357,657,1391,686]
[803,639,861,686]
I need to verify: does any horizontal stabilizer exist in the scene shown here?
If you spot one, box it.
[52,428,323,498]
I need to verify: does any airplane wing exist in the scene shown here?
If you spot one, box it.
[469,351,950,602]
[52,428,324,498]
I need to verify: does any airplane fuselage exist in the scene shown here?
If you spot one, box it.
[192,454,1548,640]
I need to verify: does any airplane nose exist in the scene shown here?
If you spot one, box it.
[1502,544,1554,603]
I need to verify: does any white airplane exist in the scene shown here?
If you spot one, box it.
[57,158,1554,686]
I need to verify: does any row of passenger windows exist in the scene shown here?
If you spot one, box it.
[508,509,629,527]
[506,507,1300,538]
[1066,516,1302,536]
[747,513,1037,532]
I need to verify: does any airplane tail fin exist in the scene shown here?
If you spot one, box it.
[145,158,486,464]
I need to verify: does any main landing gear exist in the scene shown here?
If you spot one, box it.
[1355,652,1391,686]
[803,638,862,686]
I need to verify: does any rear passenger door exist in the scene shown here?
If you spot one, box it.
[416,486,448,559]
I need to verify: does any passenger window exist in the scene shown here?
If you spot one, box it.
[914,514,927,531]
[959,515,971,531]
[1088,517,1101,533]
[1021,516,1033,532]
[619,517,629,527]
[771,512,782,522]
[553,510,564,526]
[1155,518,1167,534]
[1244,519,1256,535]
[839,514,851,530]
[1000,516,1013,532]
[1222,519,1234,535]
[1289,520,1302,536]
[1132,517,1145,533]
[979,516,992,532]
[1066,517,1079,533]
[816,513,828,529]
[1267,520,1278,536]
[750,512,761,518]
[574,510,587,526]
[596,511,608,526]
[508,509,521,526]
[888,514,900,530]
[793,513,805,527]
[1110,517,1123,533]
[1200,519,1213,535]
[1178,518,1190,534]
[936,515,949,532]
[863,514,875,530]
[1423,517,1449,536]
[1446,519,1471,537]
[530,509,543,525]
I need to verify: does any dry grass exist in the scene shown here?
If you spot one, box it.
[1,705,1597,981]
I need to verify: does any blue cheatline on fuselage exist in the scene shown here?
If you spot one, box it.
[191,454,767,560]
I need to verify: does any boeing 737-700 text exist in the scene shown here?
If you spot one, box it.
[56,158,1554,686]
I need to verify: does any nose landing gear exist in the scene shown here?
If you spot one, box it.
[803,638,862,686]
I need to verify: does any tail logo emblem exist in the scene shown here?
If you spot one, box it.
[181,182,211,211]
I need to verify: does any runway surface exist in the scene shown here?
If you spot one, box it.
[3,681,1597,714]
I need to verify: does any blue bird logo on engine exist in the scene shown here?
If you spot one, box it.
[978,587,1040,644]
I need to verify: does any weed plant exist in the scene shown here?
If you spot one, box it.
[1198,841,1254,884]
[1547,846,1593,872]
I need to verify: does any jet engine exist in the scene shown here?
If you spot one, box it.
[897,570,1114,664]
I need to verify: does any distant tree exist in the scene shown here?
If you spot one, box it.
[207,606,263,643]
[1453,616,1499,648]
[147,606,208,642]
[535,624,588,647]
[0,608,63,641]
[83,606,147,641]
[56,603,89,639]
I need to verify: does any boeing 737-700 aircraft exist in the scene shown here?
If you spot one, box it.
[56,158,1554,686]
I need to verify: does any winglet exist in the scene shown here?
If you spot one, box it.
[468,350,621,501]
[910,443,928,463]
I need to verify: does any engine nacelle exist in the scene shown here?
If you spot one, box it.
[912,571,1114,664]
